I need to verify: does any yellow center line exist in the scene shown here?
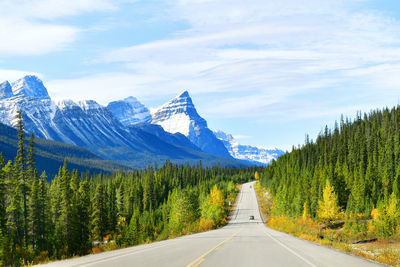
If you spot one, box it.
[192,258,205,267]
[186,226,243,267]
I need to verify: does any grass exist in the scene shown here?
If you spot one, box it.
[254,182,400,266]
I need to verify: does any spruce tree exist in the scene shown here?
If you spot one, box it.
[92,184,107,241]
[77,181,91,255]
[15,111,29,247]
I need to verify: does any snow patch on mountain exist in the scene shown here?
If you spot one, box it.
[154,112,191,136]
[0,81,13,99]
[107,96,151,126]
[11,75,50,100]
[151,91,231,158]
[78,100,103,111]
[214,130,285,165]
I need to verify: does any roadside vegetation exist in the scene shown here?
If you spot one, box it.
[256,107,400,266]
[0,112,254,266]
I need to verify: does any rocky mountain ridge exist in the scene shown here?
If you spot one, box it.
[0,76,245,168]
[0,75,283,166]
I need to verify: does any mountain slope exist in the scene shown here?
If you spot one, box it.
[151,91,231,158]
[0,122,129,177]
[214,130,285,165]
[0,76,246,168]
[133,123,201,152]
[107,96,151,126]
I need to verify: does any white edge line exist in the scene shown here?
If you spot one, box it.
[78,244,170,266]
[262,226,318,267]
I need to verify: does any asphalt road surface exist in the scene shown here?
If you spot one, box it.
[40,182,383,267]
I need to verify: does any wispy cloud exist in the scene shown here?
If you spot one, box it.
[0,69,40,82]
[0,0,124,56]
[70,0,399,118]
[0,19,79,56]
[2,0,400,148]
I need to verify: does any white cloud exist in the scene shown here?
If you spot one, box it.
[0,19,79,56]
[46,72,165,104]
[0,69,41,82]
[9,0,399,128]
[88,0,400,121]
[0,0,125,56]
[0,0,118,20]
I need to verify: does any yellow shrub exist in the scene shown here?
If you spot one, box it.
[378,249,400,266]
[268,216,296,234]
[371,208,379,221]
[198,218,215,232]
[92,246,104,254]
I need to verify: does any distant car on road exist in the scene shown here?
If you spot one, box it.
[249,215,254,220]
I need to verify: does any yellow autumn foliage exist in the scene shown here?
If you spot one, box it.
[254,171,259,180]
[210,185,224,206]
[371,208,379,221]
[317,182,342,223]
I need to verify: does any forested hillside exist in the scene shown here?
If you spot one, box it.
[0,112,253,265]
[259,107,400,240]
[0,121,129,176]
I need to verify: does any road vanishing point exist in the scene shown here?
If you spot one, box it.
[40,182,383,267]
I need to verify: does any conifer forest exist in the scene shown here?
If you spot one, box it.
[259,107,400,241]
[0,112,253,265]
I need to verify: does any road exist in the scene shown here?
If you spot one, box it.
[40,182,383,267]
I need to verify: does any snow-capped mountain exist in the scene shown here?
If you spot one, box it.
[0,77,133,151]
[214,130,285,165]
[11,75,50,100]
[0,81,13,99]
[0,76,244,168]
[151,91,231,158]
[107,96,151,126]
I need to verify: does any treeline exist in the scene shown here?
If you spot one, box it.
[0,112,253,266]
[260,107,400,239]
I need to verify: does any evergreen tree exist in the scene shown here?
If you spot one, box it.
[0,111,248,264]
[77,181,91,255]
[92,184,107,241]
[15,111,29,247]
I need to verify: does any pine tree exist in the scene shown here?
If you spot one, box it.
[29,169,41,250]
[54,160,72,255]
[77,181,91,255]
[0,155,7,234]
[107,182,117,234]
[92,184,107,241]
[5,161,23,263]
[15,111,29,247]
[38,172,49,252]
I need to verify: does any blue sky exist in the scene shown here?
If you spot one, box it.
[1,0,400,150]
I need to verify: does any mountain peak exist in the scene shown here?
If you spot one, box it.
[107,96,151,126]
[153,90,204,134]
[178,90,190,98]
[11,75,50,100]
[152,92,232,158]
[0,81,13,99]
[214,129,285,165]
[57,99,79,110]
[78,100,103,111]
[124,96,139,103]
